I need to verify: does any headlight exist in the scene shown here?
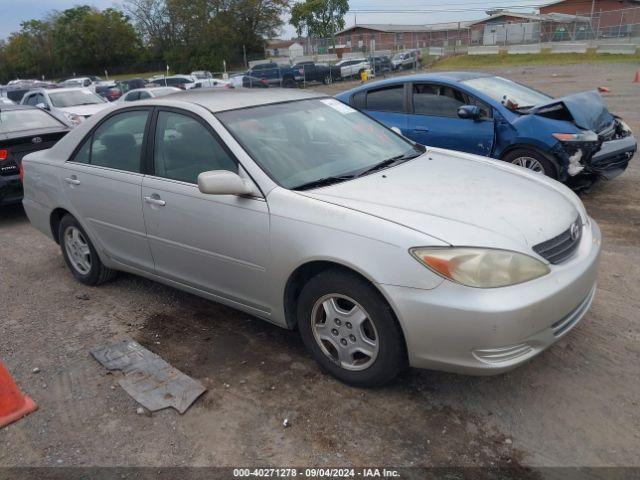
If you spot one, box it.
[552,131,598,143]
[617,119,632,134]
[63,112,83,126]
[410,247,550,288]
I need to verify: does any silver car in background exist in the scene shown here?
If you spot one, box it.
[21,89,601,387]
[21,87,111,127]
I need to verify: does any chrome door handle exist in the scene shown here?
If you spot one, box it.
[64,177,81,185]
[144,196,166,207]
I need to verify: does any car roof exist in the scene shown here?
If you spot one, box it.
[0,104,39,111]
[349,72,494,91]
[159,88,326,112]
[28,87,94,94]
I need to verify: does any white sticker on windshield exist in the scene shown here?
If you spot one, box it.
[321,98,356,114]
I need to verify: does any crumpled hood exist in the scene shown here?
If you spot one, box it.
[528,90,614,133]
[301,151,580,250]
[59,103,111,117]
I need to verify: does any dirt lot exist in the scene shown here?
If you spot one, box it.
[1,62,639,470]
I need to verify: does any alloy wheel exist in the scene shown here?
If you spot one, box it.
[64,226,92,275]
[510,156,546,174]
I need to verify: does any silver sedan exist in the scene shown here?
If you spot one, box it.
[21,89,601,387]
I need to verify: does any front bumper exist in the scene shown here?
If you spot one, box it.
[379,218,601,375]
[588,134,636,180]
[0,174,23,206]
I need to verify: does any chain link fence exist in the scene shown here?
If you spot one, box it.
[266,6,640,66]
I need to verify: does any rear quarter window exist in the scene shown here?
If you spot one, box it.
[351,91,366,110]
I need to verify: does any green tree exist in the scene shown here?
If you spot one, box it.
[290,0,349,38]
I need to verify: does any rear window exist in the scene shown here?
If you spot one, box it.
[49,90,104,108]
[0,109,64,134]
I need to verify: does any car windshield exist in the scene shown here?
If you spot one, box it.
[462,76,552,109]
[217,98,420,190]
[392,53,404,60]
[62,80,83,87]
[0,109,64,134]
[49,90,105,107]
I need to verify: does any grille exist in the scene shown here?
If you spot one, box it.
[533,217,582,264]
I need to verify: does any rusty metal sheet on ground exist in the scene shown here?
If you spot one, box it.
[90,338,206,414]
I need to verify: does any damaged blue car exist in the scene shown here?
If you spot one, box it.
[335,72,636,187]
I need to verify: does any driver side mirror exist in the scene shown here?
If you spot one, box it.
[457,105,482,120]
[35,103,49,110]
[197,170,257,196]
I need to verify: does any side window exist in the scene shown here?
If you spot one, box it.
[72,137,91,164]
[89,110,148,172]
[25,94,38,106]
[138,91,151,100]
[466,95,493,119]
[365,85,405,113]
[125,92,139,102]
[83,79,91,87]
[413,84,466,117]
[352,91,366,110]
[36,94,46,105]
[153,111,237,184]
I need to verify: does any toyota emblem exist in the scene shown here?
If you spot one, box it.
[570,222,580,241]
[31,137,42,144]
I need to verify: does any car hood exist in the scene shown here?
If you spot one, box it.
[527,90,614,133]
[58,103,110,116]
[300,151,580,250]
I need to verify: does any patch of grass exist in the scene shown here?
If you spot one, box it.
[432,49,640,70]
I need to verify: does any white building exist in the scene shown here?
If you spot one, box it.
[266,40,304,60]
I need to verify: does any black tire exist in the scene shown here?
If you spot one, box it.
[282,78,297,88]
[322,75,333,85]
[297,270,407,387]
[58,214,116,286]
[502,147,558,179]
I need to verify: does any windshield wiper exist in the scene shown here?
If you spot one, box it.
[292,175,355,191]
[355,148,424,178]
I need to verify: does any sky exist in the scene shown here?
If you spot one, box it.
[0,0,543,40]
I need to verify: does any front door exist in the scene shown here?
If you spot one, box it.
[407,83,495,156]
[141,108,271,312]
[60,108,155,272]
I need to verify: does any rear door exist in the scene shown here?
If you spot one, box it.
[407,82,494,155]
[359,83,409,134]
[60,108,155,272]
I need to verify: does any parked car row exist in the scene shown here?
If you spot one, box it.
[17,86,617,388]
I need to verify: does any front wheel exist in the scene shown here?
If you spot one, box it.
[59,214,116,285]
[502,148,558,179]
[322,75,333,85]
[297,270,407,387]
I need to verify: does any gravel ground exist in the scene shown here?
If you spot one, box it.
[1,62,639,469]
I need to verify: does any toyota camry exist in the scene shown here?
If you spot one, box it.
[21,89,601,387]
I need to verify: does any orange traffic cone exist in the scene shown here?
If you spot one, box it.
[634,69,640,83]
[0,362,37,428]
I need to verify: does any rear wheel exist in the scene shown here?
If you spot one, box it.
[503,148,558,179]
[323,75,333,85]
[297,270,406,387]
[59,214,116,285]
